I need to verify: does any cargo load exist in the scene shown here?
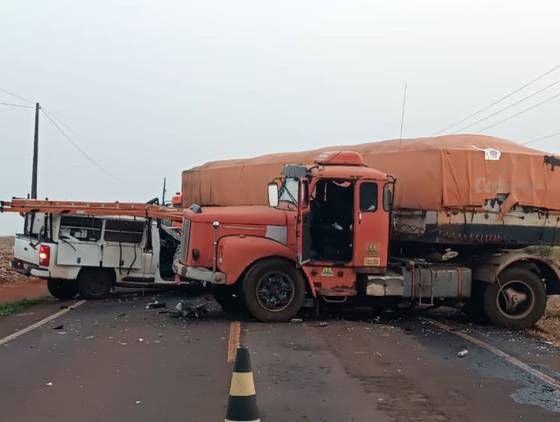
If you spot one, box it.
[182,135,560,246]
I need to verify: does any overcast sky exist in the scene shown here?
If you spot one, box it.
[1,0,560,234]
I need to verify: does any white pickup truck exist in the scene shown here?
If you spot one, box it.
[11,212,182,299]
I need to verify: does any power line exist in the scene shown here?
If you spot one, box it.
[432,63,560,135]
[41,109,117,179]
[0,101,34,109]
[452,78,560,133]
[523,131,560,145]
[476,90,560,132]
[40,106,78,134]
[0,87,34,105]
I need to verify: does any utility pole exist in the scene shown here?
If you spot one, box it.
[31,102,40,199]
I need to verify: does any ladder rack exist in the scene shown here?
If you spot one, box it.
[0,199,183,222]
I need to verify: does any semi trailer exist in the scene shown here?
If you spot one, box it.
[174,147,560,327]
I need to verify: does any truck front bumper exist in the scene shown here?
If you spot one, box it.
[172,260,226,284]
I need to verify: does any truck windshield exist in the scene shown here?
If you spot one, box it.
[278,177,298,206]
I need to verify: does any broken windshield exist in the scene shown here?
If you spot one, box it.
[278,177,299,207]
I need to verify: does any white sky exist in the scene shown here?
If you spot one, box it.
[1,0,560,234]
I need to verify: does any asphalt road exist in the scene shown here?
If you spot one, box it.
[0,289,559,422]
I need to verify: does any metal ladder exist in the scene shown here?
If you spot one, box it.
[416,270,435,307]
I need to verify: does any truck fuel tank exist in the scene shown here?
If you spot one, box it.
[365,265,472,299]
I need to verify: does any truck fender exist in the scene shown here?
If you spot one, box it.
[472,252,560,295]
[217,235,300,285]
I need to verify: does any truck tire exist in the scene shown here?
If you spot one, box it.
[482,267,547,328]
[47,279,78,300]
[242,258,305,322]
[78,269,113,300]
[213,285,243,312]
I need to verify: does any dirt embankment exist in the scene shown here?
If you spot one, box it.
[0,236,29,285]
[534,296,560,346]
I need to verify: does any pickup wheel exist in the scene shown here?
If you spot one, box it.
[483,268,547,328]
[213,285,243,312]
[77,269,113,300]
[242,258,305,322]
[47,279,78,300]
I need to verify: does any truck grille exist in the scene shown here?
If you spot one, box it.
[180,219,191,263]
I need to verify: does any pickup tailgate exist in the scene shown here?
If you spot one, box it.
[13,235,40,265]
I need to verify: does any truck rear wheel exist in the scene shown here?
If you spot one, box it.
[78,269,113,300]
[47,279,78,300]
[242,258,305,322]
[483,267,547,328]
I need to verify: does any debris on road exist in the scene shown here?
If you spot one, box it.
[45,382,53,386]
[290,318,303,323]
[169,300,210,319]
[85,336,95,340]
[53,324,64,330]
[319,322,328,327]
[146,301,166,309]
[457,349,469,358]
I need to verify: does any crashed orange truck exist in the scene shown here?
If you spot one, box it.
[174,135,560,327]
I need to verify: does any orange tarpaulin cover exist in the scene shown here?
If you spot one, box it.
[182,135,560,214]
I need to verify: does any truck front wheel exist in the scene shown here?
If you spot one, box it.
[47,279,78,300]
[242,258,305,322]
[77,269,113,300]
[483,267,547,328]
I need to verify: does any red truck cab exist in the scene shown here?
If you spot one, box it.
[173,150,393,321]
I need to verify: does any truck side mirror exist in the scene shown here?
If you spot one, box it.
[268,183,279,208]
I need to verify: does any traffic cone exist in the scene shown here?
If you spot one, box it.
[225,346,260,422]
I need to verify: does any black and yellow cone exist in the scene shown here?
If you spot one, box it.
[225,346,260,422]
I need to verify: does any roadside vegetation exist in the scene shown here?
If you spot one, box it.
[0,297,48,317]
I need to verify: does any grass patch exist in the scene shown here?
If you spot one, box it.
[0,297,48,317]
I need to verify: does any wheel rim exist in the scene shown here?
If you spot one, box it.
[496,279,535,320]
[255,271,295,312]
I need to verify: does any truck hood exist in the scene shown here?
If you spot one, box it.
[184,205,292,226]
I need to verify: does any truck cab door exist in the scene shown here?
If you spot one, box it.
[353,180,389,272]
[297,179,312,265]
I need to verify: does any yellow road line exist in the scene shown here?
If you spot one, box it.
[227,321,241,362]
[0,299,87,346]
[424,318,560,390]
